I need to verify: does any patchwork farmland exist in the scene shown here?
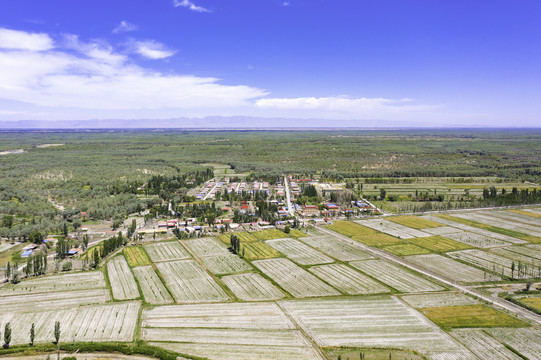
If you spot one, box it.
[2,207,541,360]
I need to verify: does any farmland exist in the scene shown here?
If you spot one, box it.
[3,301,140,345]
[266,238,334,265]
[253,258,340,298]
[144,241,191,262]
[156,259,230,303]
[422,304,528,329]
[308,264,390,295]
[221,273,286,301]
[279,297,471,358]
[350,259,445,293]
[182,237,230,257]
[400,292,478,309]
[252,229,289,241]
[406,254,492,283]
[200,254,252,275]
[298,235,373,261]
[326,220,403,247]
[123,246,151,267]
[107,256,140,300]
[132,265,173,305]
[448,249,515,278]
[488,328,541,360]
[218,232,258,244]
[142,302,322,360]
[381,243,431,256]
[387,216,445,229]
[356,219,431,239]
[242,241,281,260]
[407,235,472,252]
[450,329,523,360]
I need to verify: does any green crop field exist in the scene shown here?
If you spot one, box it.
[218,232,258,244]
[242,242,282,260]
[123,246,151,267]
[518,298,541,312]
[386,216,445,229]
[327,220,404,247]
[422,304,528,329]
[288,229,308,239]
[252,229,289,241]
[408,235,472,252]
[381,244,431,256]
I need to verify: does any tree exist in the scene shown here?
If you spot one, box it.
[54,321,60,344]
[5,262,10,281]
[83,235,89,250]
[380,188,387,200]
[3,322,11,349]
[284,225,290,234]
[511,261,515,279]
[30,323,35,346]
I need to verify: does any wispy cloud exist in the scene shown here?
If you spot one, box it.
[255,96,438,118]
[172,0,210,13]
[282,2,291,6]
[0,28,53,51]
[0,27,266,112]
[113,20,138,34]
[131,40,176,59]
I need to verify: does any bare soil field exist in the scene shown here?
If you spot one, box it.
[144,241,191,262]
[133,265,173,305]
[200,254,252,275]
[308,264,390,295]
[297,235,373,261]
[182,237,230,257]
[107,256,140,300]
[405,254,493,283]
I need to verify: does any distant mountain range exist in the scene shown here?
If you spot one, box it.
[0,116,450,129]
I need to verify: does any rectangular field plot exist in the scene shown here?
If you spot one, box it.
[201,254,252,275]
[422,304,527,329]
[423,226,464,236]
[381,243,431,256]
[408,235,472,252]
[488,328,541,360]
[4,301,140,345]
[242,241,281,260]
[182,237,230,257]
[442,231,511,248]
[279,297,469,355]
[510,209,541,218]
[356,219,431,239]
[451,329,522,360]
[133,266,173,305]
[222,273,286,301]
[448,249,515,278]
[0,288,111,313]
[0,271,106,295]
[142,302,322,360]
[350,259,444,293]
[387,216,445,229]
[156,259,229,303]
[406,254,493,283]
[326,220,403,247]
[479,210,541,227]
[490,245,541,267]
[253,258,340,298]
[423,215,526,244]
[309,264,390,295]
[107,256,140,300]
[218,232,258,244]
[266,238,334,265]
[289,229,309,238]
[252,229,289,240]
[144,241,191,262]
[151,342,324,360]
[123,246,151,267]
[400,293,477,309]
[298,235,373,261]
[452,212,541,237]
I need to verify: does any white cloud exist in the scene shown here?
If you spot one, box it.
[283,2,291,6]
[256,96,437,117]
[0,28,53,51]
[132,40,176,59]
[113,21,138,34]
[172,0,210,12]
[0,27,266,111]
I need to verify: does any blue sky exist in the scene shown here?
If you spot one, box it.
[0,0,540,126]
